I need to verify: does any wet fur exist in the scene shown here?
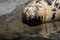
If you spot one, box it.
[22,0,60,26]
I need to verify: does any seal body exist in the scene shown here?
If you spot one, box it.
[22,0,60,26]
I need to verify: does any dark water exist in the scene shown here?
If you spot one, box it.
[0,0,60,40]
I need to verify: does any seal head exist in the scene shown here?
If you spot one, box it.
[22,5,43,26]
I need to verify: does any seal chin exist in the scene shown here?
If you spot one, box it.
[21,13,43,26]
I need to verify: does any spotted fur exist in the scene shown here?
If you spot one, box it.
[45,0,54,5]
[22,0,60,25]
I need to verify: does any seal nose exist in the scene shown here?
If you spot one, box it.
[21,13,43,26]
[27,16,42,26]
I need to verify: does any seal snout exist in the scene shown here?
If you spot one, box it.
[21,13,43,26]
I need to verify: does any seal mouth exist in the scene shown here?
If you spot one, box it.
[21,13,42,26]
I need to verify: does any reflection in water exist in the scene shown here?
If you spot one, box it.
[0,12,60,40]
